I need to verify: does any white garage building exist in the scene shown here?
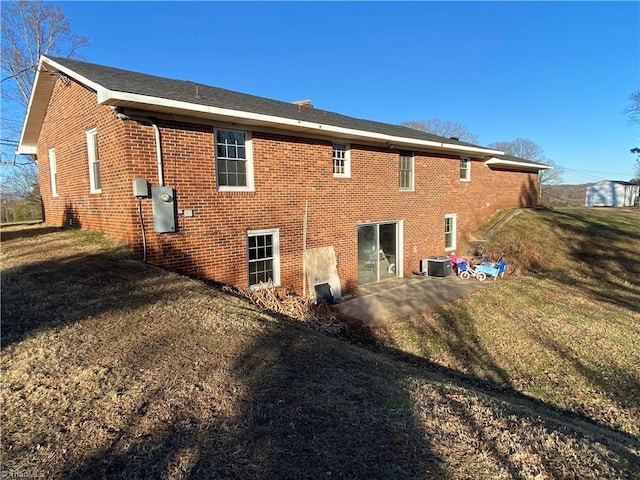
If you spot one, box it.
[585,180,639,207]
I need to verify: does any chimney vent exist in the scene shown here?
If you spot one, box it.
[449,136,459,141]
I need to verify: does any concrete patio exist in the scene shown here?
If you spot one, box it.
[335,274,492,326]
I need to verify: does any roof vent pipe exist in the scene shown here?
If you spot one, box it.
[115,110,164,186]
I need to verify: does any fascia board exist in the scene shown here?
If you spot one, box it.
[18,55,103,154]
[16,145,38,155]
[100,90,502,156]
[17,58,56,154]
[42,56,102,92]
[485,157,553,170]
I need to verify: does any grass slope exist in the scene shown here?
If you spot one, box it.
[375,208,640,439]
[1,219,639,479]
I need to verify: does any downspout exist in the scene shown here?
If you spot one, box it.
[115,111,164,186]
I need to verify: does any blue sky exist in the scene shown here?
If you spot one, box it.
[57,1,639,184]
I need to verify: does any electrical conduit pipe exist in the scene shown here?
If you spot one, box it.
[115,112,164,186]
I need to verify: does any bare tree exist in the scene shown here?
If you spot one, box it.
[1,0,89,171]
[1,0,89,107]
[624,90,640,179]
[401,118,479,144]
[0,162,38,198]
[488,138,545,162]
[624,90,640,126]
[633,148,640,181]
[0,161,41,222]
[537,159,564,186]
[488,137,564,185]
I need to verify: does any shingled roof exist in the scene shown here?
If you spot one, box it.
[49,56,486,146]
[18,55,549,173]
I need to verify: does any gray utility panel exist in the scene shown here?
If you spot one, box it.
[151,186,177,233]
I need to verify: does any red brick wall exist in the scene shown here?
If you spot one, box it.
[37,77,138,242]
[37,79,539,294]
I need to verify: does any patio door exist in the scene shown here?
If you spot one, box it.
[357,222,399,285]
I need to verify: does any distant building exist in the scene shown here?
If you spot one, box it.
[585,180,639,207]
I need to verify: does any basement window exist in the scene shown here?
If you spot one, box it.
[333,143,351,177]
[86,128,101,193]
[216,129,254,191]
[247,228,280,288]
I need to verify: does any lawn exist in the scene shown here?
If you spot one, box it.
[373,208,640,438]
[1,216,639,479]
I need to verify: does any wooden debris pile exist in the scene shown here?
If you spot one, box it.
[223,284,348,335]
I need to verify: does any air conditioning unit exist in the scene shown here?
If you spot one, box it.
[421,256,452,277]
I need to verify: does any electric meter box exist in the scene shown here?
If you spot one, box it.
[151,186,177,233]
[132,178,150,198]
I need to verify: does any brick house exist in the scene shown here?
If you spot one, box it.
[18,56,550,299]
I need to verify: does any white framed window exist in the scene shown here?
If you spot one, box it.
[399,150,414,191]
[247,228,280,288]
[459,157,470,181]
[216,129,254,191]
[48,147,58,197]
[332,143,350,177]
[444,214,457,251]
[86,128,101,193]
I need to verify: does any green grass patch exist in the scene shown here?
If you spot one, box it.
[69,228,127,250]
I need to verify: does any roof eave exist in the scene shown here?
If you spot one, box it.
[101,90,503,157]
[485,157,553,172]
[18,55,104,154]
[17,57,55,154]
[18,55,504,158]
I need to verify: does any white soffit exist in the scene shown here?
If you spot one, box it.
[485,157,553,170]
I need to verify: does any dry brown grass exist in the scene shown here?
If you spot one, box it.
[374,208,640,440]
[223,284,348,335]
[481,236,545,275]
[2,222,639,479]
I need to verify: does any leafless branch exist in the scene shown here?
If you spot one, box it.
[401,118,479,144]
[624,90,640,126]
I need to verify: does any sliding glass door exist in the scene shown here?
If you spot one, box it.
[357,222,399,285]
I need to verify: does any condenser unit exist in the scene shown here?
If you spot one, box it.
[421,256,452,278]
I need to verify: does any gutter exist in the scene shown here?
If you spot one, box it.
[101,89,503,157]
[19,55,504,159]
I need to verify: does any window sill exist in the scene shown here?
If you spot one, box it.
[90,190,102,195]
[459,178,471,183]
[218,186,255,193]
[250,281,280,290]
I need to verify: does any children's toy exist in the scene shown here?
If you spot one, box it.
[474,261,508,282]
[456,260,487,281]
